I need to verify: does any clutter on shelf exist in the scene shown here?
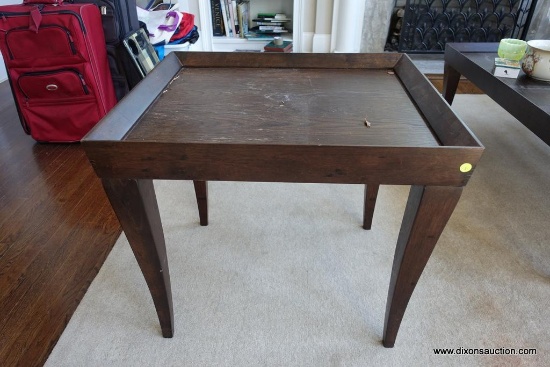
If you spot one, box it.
[246,12,291,40]
[137,1,199,60]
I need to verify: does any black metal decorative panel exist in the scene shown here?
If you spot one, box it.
[398,0,537,53]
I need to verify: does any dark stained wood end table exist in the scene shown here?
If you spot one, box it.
[443,42,550,146]
[83,52,484,347]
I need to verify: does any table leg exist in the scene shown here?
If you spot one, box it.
[102,178,174,338]
[193,180,208,226]
[442,63,461,105]
[363,184,379,230]
[383,185,462,347]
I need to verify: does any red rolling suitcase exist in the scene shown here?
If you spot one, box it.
[70,0,143,100]
[0,0,117,142]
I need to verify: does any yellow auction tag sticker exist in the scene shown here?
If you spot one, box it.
[460,163,473,173]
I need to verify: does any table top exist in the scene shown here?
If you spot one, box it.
[83,52,483,186]
[88,52,481,148]
[445,43,550,115]
[127,67,439,147]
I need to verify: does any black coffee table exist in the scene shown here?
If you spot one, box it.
[443,42,550,146]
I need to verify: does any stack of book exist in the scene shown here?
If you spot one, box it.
[493,58,521,78]
[211,0,249,38]
[263,40,293,53]
[246,13,291,40]
[138,0,176,10]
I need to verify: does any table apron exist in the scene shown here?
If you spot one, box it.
[84,142,482,186]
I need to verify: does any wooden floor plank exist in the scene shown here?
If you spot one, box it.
[0,81,121,367]
[0,151,93,303]
[1,199,119,366]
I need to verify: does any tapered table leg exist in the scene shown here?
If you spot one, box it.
[102,178,174,338]
[442,63,461,105]
[383,185,462,347]
[363,184,379,230]
[193,180,208,226]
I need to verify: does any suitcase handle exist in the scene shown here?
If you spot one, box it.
[23,0,64,4]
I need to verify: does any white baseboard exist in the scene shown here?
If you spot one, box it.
[312,34,331,53]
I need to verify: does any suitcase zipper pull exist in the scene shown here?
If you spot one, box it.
[67,32,77,54]
[78,74,90,94]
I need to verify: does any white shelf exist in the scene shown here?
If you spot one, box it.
[197,0,302,52]
[211,34,294,52]
[212,37,266,52]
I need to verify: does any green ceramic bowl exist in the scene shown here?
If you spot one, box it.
[497,39,528,61]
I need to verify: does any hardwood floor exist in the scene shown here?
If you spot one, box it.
[0,81,121,366]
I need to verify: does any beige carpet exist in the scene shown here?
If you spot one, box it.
[45,95,550,366]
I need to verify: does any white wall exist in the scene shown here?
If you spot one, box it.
[527,0,550,40]
[0,1,22,82]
